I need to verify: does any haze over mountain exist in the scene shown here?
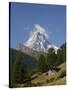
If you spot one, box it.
[16,24,58,53]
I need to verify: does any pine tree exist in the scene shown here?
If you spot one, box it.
[57,42,66,65]
[38,54,48,73]
[47,48,57,68]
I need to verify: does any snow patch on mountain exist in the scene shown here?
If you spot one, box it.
[24,24,48,48]
[24,24,58,53]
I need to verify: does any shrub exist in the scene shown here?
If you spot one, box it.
[57,68,66,79]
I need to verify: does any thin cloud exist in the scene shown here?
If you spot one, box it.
[24,27,30,30]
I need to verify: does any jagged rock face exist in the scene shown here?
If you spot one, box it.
[24,24,58,53]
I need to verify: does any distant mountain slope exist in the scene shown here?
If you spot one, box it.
[16,44,37,56]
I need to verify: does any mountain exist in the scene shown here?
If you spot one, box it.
[24,24,58,53]
[16,24,58,54]
[16,44,34,55]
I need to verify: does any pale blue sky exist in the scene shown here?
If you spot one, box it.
[10,2,66,48]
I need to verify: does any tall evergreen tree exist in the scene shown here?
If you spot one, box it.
[57,42,66,65]
[47,48,57,68]
[38,54,48,73]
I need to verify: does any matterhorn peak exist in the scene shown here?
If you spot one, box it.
[34,24,47,33]
[24,24,48,49]
[32,24,48,39]
[23,24,58,53]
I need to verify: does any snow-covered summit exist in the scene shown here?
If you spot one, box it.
[24,24,58,53]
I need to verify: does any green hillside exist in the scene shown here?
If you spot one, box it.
[9,48,38,87]
[15,62,66,87]
[9,42,66,88]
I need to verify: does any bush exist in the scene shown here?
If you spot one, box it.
[59,69,66,78]
[47,77,55,83]
[57,68,66,78]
